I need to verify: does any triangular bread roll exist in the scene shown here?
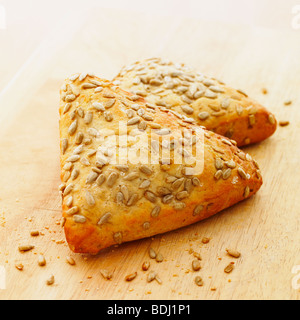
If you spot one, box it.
[59,74,263,254]
[114,58,277,147]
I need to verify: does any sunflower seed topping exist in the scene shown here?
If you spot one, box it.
[85,191,95,206]
[73,215,86,223]
[98,212,112,225]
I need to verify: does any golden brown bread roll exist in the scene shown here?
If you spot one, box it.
[114,57,277,147]
[59,74,263,255]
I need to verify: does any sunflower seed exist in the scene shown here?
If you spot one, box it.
[224,160,236,169]
[75,132,84,144]
[176,191,189,200]
[139,165,153,176]
[61,139,68,155]
[107,172,119,187]
[249,114,256,127]
[193,204,204,216]
[84,111,93,124]
[144,190,157,203]
[71,169,79,180]
[162,194,174,204]
[116,192,124,204]
[85,191,95,206]
[63,183,74,196]
[198,112,210,120]
[124,172,139,181]
[143,221,150,230]
[98,212,112,225]
[221,98,230,109]
[215,158,224,170]
[92,102,105,111]
[192,177,200,186]
[96,174,106,186]
[222,168,232,180]
[65,94,76,102]
[244,186,250,198]
[173,202,186,210]
[66,206,79,215]
[156,128,171,136]
[73,215,86,223]
[65,195,73,208]
[172,178,185,190]
[113,232,123,244]
[78,72,87,81]
[80,157,90,166]
[127,117,140,126]
[82,83,97,89]
[184,179,192,192]
[151,206,161,218]
[63,103,72,115]
[268,114,276,124]
[115,165,129,172]
[180,105,194,115]
[237,167,247,179]
[104,99,116,109]
[156,187,172,196]
[166,175,177,183]
[139,179,151,189]
[73,144,84,155]
[62,171,71,182]
[68,119,78,135]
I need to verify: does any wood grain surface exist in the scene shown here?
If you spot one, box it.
[0,8,299,300]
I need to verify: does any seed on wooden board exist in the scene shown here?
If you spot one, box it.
[195,276,204,287]
[202,237,210,244]
[125,272,137,282]
[279,120,290,127]
[30,230,40,237]
[73,215,86,223]
[226,248,241,258]
[149,248,157,259]
[151,206,161,218]
[147,271,157,283]
[155,274,162,284]
[38,254,46,267]
[114,232,123,244]
[98,212,112,225]
[46,274,55,286]
[66,256,76,265]
[144,191,157,203]
[18,245,34,252]
[224,263,234,274]
[156,252,164,263]
[85,191,95,206]
[100,269,113,280]
[192,259,201,271]
[15,263,24,271]
[142,261,150,271]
